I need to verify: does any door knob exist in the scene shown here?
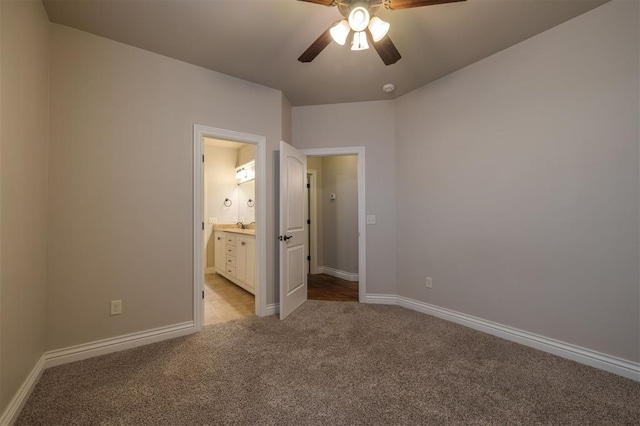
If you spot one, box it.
[278,235,293,241]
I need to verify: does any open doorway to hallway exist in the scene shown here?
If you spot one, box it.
[306,155,359,302]
[203,137,256,325]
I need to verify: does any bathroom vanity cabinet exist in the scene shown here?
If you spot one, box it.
[214,230,255,294]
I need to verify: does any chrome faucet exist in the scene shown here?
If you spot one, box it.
[236,221,245,229]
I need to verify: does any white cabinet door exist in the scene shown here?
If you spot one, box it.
[214,231,226,272]
[237,236,255,289]
[236,237,248,283]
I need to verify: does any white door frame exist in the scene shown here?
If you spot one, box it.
[300,147,366,302]
[193,124,268,331]
[307,169,319,275]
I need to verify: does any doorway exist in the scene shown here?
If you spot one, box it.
[306,155,359,302]
[278,143,366,318]
[203,139,256,324]
[193,125,267,332]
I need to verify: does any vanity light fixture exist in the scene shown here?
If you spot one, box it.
[236,160,256,184]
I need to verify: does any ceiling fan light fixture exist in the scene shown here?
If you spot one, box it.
[368,17,390,42]
[348,6,370,32]
[329,20,350,45]
[351,31,369,51]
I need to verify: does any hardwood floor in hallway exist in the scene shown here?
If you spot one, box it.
[307,273,359,302]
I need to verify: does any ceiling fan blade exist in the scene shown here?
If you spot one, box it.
[387,0,465,10]
[297,0,336,6]
[298,27,333,63]
[368,31,402,65]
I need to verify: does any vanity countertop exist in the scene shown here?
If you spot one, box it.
[223,228,255,236]
[213,224,255,236]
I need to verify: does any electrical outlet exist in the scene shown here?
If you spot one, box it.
[208,217,215,224]
[110,300,122,316]
[366,215,376,225]
[426,277,432,288]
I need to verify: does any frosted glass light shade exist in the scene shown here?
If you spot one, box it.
[348,7,370,32]
[351,31,369,51]
[368,17,390,42]
[330,20,350,45]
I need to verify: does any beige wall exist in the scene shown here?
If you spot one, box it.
[292,101,397,295]
[395,0,639,362]
[47,24,284,350]
[320,156,358,274]
[282,95,292,144]
[236,144,255,167]
[0,0,50,413]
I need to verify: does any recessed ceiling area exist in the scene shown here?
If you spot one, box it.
[41,0,609,106]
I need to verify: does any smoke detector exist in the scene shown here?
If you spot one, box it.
[382,83,395,93]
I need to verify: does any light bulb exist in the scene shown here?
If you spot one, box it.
[329,20,350,45]
[351,31,369,51]
[368,17,390,42]
[348,6,370,32]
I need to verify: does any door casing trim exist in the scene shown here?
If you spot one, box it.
[193,124,268,331]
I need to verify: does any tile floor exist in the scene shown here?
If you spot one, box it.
[204,273,255,325]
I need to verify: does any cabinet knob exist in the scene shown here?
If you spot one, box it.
[241,242,246,246]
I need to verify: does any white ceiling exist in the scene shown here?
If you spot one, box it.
[42,0,609,106]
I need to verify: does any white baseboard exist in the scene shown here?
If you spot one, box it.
[317,266,359,282]
[45,321,195,368]
[0,355,46,426]
[1,321,195,425]
[363,293,640,382]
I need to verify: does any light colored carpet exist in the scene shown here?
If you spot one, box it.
[17,301,640,425]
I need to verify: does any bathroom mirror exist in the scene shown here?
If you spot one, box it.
[237,179,255,223]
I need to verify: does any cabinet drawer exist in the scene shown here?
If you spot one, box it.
[225,234,236,246]
[225,265,236,276]
[226,245,236,257]
[226,255,236,267]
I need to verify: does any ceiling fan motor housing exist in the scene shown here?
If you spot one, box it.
[337,0,382,17]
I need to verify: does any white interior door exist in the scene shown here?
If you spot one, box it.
[279,140,308,319]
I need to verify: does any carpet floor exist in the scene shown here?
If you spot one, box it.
[17,301,640,425]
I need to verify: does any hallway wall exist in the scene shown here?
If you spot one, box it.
[0,0,50,414]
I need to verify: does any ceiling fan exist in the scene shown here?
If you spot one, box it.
[298,0,465,65]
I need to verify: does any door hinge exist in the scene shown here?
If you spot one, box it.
[202,222,204,230]
[307,255,311,261]
[307,219,311,225]
[202,154,205,163]
[306,183,310,189]
[202,290,204,299]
